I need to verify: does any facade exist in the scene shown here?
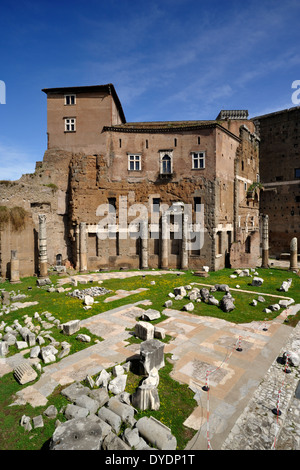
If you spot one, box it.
[253,107,300,257]
[0,84,261,279]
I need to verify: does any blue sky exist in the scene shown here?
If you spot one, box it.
[0,0,300,180]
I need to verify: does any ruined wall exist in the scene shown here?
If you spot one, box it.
[253,107,300,257]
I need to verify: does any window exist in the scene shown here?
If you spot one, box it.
[152,198,160,213]
[64,94,76,105]
[64,118,76,132]
[194,197,201,212]
[128,154,141,171]
[192,152,205,169]
[108,197,116,213]
[161,154,172,174]
[295,168,300,178]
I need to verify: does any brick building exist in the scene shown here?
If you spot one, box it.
[253,106,300,258]
[0,84,261,278]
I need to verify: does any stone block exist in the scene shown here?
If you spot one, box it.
[134,321,154,341]
[14,362,38,385]
[136,416,177,450]
[49,415,111,450]
[62,319,81,335]
[140,339,165,375]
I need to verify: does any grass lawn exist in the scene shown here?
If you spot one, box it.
[0,266,299,450]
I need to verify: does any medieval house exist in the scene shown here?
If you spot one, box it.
[0,84,261,279]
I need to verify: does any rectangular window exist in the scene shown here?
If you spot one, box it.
[194,197,201,212]
[128,154,141,171]
[192,152,205,169]
[295,168,300,178]
[64,94,76,105]
[152,198,160,213]
[64,118,76,132]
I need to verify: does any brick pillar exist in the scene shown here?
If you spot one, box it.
[38,214,48,278]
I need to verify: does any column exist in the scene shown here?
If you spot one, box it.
[79,222,88,272]
[161,213,169,269]
[290,237,298,271]
[181,214,189,270]
[10,250,20,283]
[38,214,48,278]
[261,214,269,268]
[140,219,148,270]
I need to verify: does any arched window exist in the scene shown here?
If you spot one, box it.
[162,154,171,174]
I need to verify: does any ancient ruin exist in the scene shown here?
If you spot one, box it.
[0,84,265,279]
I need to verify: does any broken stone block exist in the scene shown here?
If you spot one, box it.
[174,286,187,297]
[279,279,292,292]
[164,300,173,308]
[207,295,219,306]
[102,432,131,451]
[61,382,91,401]
[75,395,99,414]
[62,319,81,336]
[95,369,111,388]
[64,403,89,420]
[33,415,44,429]
[108,374,127,395]
[131,384,160,411]
[107,396,135,425]
[36,278,51,286]
[136,416,177,450]
[154,326,166,340]
[44,405,58,419]
[134,321,154,341]
[14,362,38,385]
[49,415,111,450]
[112,364,124,377]
[182,302,194,312]
[251,277,264,286]
[98,407,122,434]
[140,339,165,375]
[141,309,161,321]
[220,295,235,313]
[88,388,109,408]
[0,341,9,357]
[84,295,94,306]
[40,345,58,364]
[20,415,32,432]
[76,333,91,342]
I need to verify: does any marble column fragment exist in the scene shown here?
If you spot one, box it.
[181,214,189,270]
[79,222,88,272]
[261,214,269,268]
[161,213,169,269]
[140,219,148,270]
[38,214,48,278]
[290,237,298,271]
[10,250,20,283]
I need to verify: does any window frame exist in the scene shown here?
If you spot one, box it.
[64,117,76,132]
[64,94,76,106]
[128,154,141,171]
[192,151,205,170]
